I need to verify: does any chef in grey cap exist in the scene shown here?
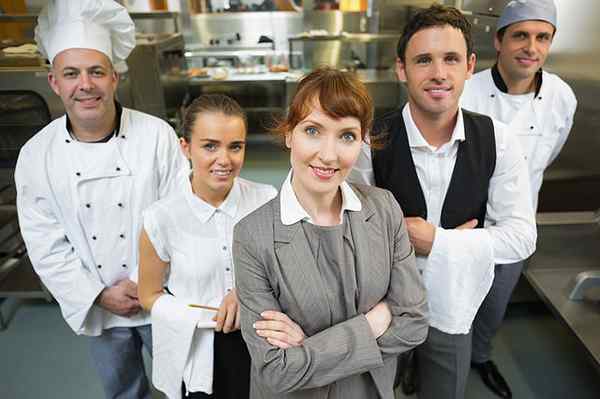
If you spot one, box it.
[15,1,186,398]
[462,1,576,397]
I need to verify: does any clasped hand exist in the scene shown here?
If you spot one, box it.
[405,217,477,255]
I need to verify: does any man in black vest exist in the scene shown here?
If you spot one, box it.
[349,5,536,399]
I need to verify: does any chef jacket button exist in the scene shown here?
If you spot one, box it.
[530,126,534,130]
[222,246,227,251]
[490,94,495,98]
[538,96,543,100]
[121,135,126,139]
[118,203,123,208]
[116,167,121,171]
[226,268,231,271]
[76,172,81,177]
[85,203,91,208]
[92,235,97,240]
[65,139,71,143]
[97,264,102,269]
[119,234,125,239]
[122,264,127,268]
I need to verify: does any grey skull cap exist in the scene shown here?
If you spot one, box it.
[497,0,557,32]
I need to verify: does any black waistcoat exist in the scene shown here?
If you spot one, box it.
[372,108,496,229]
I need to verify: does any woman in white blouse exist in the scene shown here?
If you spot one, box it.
[138,94,277,399]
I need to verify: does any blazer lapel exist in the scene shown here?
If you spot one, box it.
[272,198,333,334]
[348,188,391,314]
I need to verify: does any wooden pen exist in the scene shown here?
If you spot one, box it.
[188,304,219,312]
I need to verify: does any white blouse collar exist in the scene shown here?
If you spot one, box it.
[279,170,362,226]
[184,176,241,223]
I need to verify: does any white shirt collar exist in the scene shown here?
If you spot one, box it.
[184,176,241,223]
[280,170,362,225]
[403,103,465,150]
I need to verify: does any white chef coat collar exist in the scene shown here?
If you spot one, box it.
[403,103,465,150]
[65,101,123,143]
[280,170,362,225]
[492,63,543,97]
[184,176,241,223]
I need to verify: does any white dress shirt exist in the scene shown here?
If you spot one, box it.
[462,68,577,211]
[348,104,536,334]
[280,170,362,225]
[144,177,276,397]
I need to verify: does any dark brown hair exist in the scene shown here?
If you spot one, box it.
[181,94,247,142]
[396,4,473,62]
[271,66,373,144]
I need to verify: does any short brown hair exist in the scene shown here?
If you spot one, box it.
[396,4,473,62]
[271,67,373,144]
[181,94,247,142]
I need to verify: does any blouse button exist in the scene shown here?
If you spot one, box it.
[85,203,91,208]
[530,126,534,130]
[75,172,81,177]
[122,264,127,268]
[118,203,123,208]
[65,139,71,143]
[119,234,125,239]
[97,264,102,269]
[92,235,97,240]
[121,135,126,139]
[116,167,121,172]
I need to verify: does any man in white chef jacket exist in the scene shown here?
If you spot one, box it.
[14,1,186,398]
[462,1,577,397]
[349,4,537,399]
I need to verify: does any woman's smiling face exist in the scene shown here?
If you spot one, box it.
[286,101,362,202]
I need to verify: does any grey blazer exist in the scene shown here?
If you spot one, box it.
[233,183,428,399]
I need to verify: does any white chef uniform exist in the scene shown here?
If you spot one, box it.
[15,107,187,335]
[462,67,577,211]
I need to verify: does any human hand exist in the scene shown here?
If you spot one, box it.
[213,289,240,333]
[254,310,306,349]
[456,219,478,230]
[405,217,436,256]
[97,279,141,317]
[365,301,392,339]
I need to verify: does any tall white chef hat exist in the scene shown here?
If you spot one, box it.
[35,0,135,64]
[497,0,557,32]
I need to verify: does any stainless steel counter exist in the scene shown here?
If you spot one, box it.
[525,212,600,371]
